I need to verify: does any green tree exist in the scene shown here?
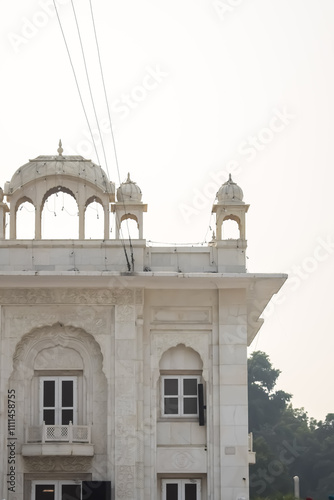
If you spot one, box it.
[248,351,291,431]
[248,352,334,500]
[249,352,297,499]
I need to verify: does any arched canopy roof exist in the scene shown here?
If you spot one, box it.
[5,154,114,197]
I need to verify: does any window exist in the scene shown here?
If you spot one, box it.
[32,480,81,500]
[162,479,201,500]
[162,376,199,416]
[32,481,111,500]
[40,377,77,425]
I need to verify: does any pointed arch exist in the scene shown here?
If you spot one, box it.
[120,214,139,239]
[41,187,79,239]
[15,196,35,239]
[85,195,104,239]
[221,214,241,239]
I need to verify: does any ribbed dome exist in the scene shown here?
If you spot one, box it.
[117,173,142,203]
[5,142,113,195]
[216,174,244,204]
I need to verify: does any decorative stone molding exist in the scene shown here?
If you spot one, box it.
[24,456,92,472]
[115,438,136,465]
[34,346,83,370]
[0,288,137,305]
[135,289,143,304]
[116,305,135,323]
[156,447,207,473]
[116,465,135,499]
[152,333,209,382]
[151,306,212,324]
[136,463,144,489]
[5,305,110,339]
[12,324,104,379]
[172,451,196,469]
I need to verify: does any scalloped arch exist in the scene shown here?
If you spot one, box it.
[12,322,104,378]
[159,343,203,370]
[15,196,35,213]
[152,335,209,384]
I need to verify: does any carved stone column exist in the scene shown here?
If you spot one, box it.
[35,205,41,239]
[0,188,9,239]
[114,302,137,499]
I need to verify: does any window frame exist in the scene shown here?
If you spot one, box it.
[39,376,78,425]
[161,375,200,418]
[162,479,201,500]
[32,480,82,500]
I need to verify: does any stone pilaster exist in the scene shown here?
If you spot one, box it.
[114,303,137,499]
[218,289,249,500]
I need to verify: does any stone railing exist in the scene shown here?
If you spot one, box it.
[248,432,253,452]
[26,421,91,444]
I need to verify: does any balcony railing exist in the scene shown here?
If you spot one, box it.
[26,421,91,444]
[248,432,253,452]
[248,432,256,464]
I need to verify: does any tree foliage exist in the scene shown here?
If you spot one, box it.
[248,351,334,500]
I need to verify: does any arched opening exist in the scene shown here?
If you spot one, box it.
[11,324,107,459]
[159,344,203,418]
[222,216,240,239]
[120,214,139,239]
[16,198,35,239]
[41,187,79,239]
[5,209,9,239]
[160,344,203,371]
[85,196,104,239]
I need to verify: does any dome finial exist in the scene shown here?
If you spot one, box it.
[216,174,244,203]
[117,173,142,202]
[57,139,63,156]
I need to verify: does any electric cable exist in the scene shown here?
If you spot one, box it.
[70,0,111,189]
[89,0,134,271]
[53,0,132,270]
[52,0,102,168]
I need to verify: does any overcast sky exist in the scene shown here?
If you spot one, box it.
[1,0,334,421]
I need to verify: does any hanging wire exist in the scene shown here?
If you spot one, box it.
[70,0,111,187]
[52,0,102,167]
[19,202,35,213]
[53,0,132,270]
[89,0,134,270]
[89,0,120,185]
[202,212,216,244]
[87,199,100,219]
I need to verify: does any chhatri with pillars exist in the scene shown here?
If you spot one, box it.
[0,143,286,500]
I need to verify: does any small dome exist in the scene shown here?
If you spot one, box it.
[117,173,142,203]
[5,142,113,196]
[216,174,244,204]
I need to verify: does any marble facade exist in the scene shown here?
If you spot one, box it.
[0,149,286,500]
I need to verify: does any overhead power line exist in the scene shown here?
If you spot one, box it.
[53,0,133,271]
[89,0,134,270]
[52,0,102,168]
[70,0,111,183]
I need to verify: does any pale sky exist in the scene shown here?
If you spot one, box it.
[1,0,334,421]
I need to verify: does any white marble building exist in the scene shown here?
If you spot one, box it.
[0,144,286,500]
